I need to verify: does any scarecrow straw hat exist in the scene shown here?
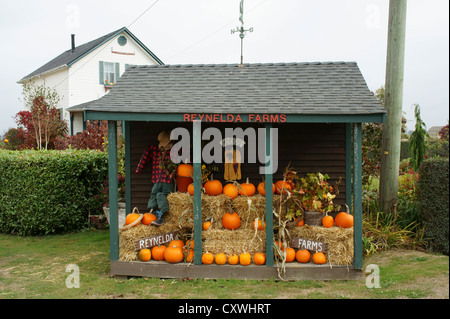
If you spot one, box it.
[158,130,172,148]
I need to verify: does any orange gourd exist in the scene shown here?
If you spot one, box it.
[239,252,251,266]
[215,253,227,265]
[223,183,239,199]
[312,252,327,264]
[239,178,256,196]
[296,249,311,263]
[142,213,157,225]
[297,219,305,227]
[228,254,239,265]
[125,213,140,226]
[253,252,266,265]
[257,182,275,196]
[187,183,195,196]
[222,212,241,230]
[284,247,296,263]
[202,252,215,265]
[322,215,334,228]
[169,240,185,249]
[204,176,223,196]
[177,164,193,177]
[151,245,166,261]
[275,180,292,195]
[164,245,184,263]
[335,212,354,228]
[202,221,212,231]
[252,219,266,230]
[138,249,151,262]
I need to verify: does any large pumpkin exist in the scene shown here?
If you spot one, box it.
[164,245,184,263]
[335,212,354,228]
[257,182,275,196]
[275,180,292,195]
[239,178,256,196]
[223,183,239,199]
[177,164,193,177]
[222,212,241,230]
[204,177,223,196]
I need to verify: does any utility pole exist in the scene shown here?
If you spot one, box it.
[379,0,407,213]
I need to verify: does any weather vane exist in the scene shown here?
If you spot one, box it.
[231,0,253,65]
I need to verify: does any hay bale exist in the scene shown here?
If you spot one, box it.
[289,226,354,265]
[202,229,266,255]
[232,195,266,229]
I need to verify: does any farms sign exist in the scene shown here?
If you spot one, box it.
[290,237,328,253]
[135,231,178,251]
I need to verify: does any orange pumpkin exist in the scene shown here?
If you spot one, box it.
[202,221,212,231]
[297,219,305,227]
[187,183,195,196]
[252,219,266,230]
[312,252,327,264]
[138,249,151,262]
[295,249,311,263]
[223,183,239,199]
[275,180,292,195]
[322,215,334,228]
[142,213,157,225]
[185,240,195,252]
[186,249,194,263]
[335,212,354,228]
[253,252,266,265]
[169,240,185,249]
[177,163,193,177]
[222,212,241,230]
[239,178,256,196]
[204,177,223,196]
[239,252,251,266]
[164,245,184,263]
[257,182,275,196]
[284,247,296,263]
[125,213,140,226]
[202,252,215,265]
[151,245,166,261]
[215,253,227,265]
[228,254,239,265]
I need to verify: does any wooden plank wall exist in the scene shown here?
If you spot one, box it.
[130,122,346,212]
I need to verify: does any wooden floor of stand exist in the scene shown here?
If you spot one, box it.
[111,260,363,281]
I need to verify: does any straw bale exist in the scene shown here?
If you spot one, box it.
[202,229,266,255]
[231,195,265,229]
[288,226,354,265]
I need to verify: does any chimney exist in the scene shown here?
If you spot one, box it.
[71,34,75,52]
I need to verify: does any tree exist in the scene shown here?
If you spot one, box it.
[18,82,67,150]
[409,104,429,170]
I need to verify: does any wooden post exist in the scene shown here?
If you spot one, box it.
[124,121,131,215]
[345,123,353,214]
[353,123,363,269]
[193,120,203,265]
[264,124,274,267]
[379,0,408,213]
[108,120,119,261]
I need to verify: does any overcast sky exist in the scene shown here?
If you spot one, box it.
[1,0,448,134]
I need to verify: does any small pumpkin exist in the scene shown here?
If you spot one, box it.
[204,176,223,196]
[125,213,140,226]
[312,252,327,264]
[142,213,157,226]
[322,215,334,228]
[164,245,184,263]
[275,180,292,195]
[228,254,239,265]
[223,183,239,199]
[284,247,296,263]
[202,221,212,231]
[239,178,256,196]
[239,252,251,266]
[257,182,275,196]
[187,183,195,196]
[151,245,166,261]
[138,249,151,262]
[186,249,194,263]
[215,253,227,265]
[222,212,241,230]
[177,163,193,178]
[252,219,266,230]
[202,252,215,265]
[295,249,311,263]
[297,219,305,227]
[253,253,266,265]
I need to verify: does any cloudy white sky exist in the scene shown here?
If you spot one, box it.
[0,0,448,134]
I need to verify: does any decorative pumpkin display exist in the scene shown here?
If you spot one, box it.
[252,219,265,230]
[169,240,185,249]
[164,245,184,263]
[186,249,194,263]
[151,245,166,261]
[312,252,327,264]
[202,252,215,265]
[204,176,223,196]
[322,215,334,228]
[284,247,296,263]
[253,252,266,265]
[223,183,239,199]
[295,249,311,263]
[202,221,212,231]
[215,253,227,265]
[239,252,251,266]
[177,163,194,177]
[125,213,140,226]
[138,249,151,262]
[228,254,239,265]
[257,182,275,196]
[239,178,256,196]
[222,212,241,230]
[142,213,157,226]
[335,212,354,228]
[275,180,292,195]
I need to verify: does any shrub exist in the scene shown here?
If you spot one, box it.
[0,150,108,235]
[418,158,449,255]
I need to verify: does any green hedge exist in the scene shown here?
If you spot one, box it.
[418,158,449,255]
[0,150,108,235]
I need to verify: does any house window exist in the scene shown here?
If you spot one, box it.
[99,61,119,85]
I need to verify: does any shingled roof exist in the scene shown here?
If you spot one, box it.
[85,61,385,117]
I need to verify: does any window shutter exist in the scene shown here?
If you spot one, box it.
[115,63,120,82]
[99,61,104,84]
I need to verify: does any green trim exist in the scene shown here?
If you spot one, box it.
[264,124,274,267]
[108,121,119,262]
[124,121,131,215]
[352,123,363,269]
[345,123,352,214]
[192,121,203,265]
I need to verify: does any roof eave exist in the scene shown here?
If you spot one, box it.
[18,64,68,84]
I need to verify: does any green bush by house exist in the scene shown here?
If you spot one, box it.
[0,150,108,235]
[418,158,449,255]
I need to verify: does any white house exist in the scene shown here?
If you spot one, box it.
[18,27,163,135]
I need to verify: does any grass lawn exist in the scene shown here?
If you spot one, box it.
[0,229,448,299]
